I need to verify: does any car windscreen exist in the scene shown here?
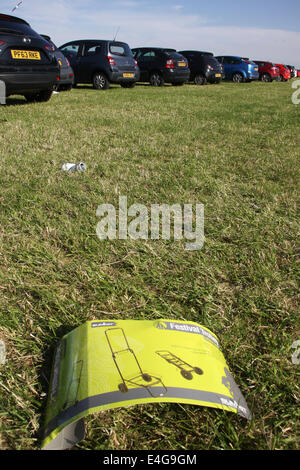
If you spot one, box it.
[0,19,40,38]
[109,42,132,56]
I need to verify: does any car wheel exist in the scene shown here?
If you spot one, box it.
[261,73,272,82]
[194,74,207,85]
[93,72,109,90]
[232,72,244,83]
[24,89,53,102]
[149,72,164,87]
[120,82,136,88]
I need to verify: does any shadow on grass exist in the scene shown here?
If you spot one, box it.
[2,97,28,106]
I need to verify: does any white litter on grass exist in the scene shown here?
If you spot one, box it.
[62,162,87,172]
[53,91,60,95]
[0,341,6,365]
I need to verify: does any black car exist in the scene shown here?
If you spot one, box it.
[131,47,190,86]
[0,13,59,101]
[41,35,74,91]
[59,39,139,90]
[179,50,223,85]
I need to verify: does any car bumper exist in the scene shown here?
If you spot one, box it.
[110,70,140,83]
[206,71,223,82]
[247,73,259,80]
[58,68,75,86]
[163,69,190,83]
[0,70,58,95]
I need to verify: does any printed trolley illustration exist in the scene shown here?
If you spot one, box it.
[156,350,203,380]
[105,328,167,398]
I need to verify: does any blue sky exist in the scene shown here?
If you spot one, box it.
[2,0,300,66]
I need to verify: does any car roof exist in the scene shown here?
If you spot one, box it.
[180,50,214,55]
[132,47,176,51]
[0,13,29,25]
[216,55,243,59]
[61,39,127,44]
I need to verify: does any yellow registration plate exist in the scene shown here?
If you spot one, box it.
[215,74,221,77]
[178,62,186,67]
[123,73,134,78]
[11,50,41,60]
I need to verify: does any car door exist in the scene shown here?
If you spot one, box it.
[137,50,156,81]
[222,57,235,79]
[77,41,104,83]
[59,42,82,81]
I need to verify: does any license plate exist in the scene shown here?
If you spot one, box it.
[58,59,63,67]
[178,62,186,67]
[215,74,221,78]
[11,50,41,60]
[255,68,258,71]
[123,73,134,78]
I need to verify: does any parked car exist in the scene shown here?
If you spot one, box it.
[59,39,139,90]
[40,35,74,91]
[0,13,59,101]
[276,64,289,81]
[215,56,259,83]
[275,64,291,82]
[297,70,300,78]
[286,65,297,78]
[253,61,279,82]
[131,47,190,86]
[178,50,222,85]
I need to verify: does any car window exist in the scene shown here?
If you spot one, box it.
[141,51,156,59]
[109,43,131,56]
[84,43,102,56]
[60,43,80,57]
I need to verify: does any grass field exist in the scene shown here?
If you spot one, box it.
[0,80,299,450]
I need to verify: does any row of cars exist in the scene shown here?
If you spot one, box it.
[52,40,300,90]
[0,13,298,101]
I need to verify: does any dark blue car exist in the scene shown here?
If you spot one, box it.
[215,56,259,83]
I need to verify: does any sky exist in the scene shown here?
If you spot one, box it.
[2,0,300,67]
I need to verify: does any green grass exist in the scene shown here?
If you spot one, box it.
[0,80,299,450]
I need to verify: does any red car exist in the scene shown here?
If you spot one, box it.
[275,64,291,81]
[297,70,300,77]
[253,61,279,82]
